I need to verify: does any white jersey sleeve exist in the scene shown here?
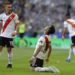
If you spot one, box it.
[64,21,68,28]
[14,14,19,23]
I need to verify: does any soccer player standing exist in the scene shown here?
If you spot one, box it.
[0,2,19,68]
[62,7,75,62]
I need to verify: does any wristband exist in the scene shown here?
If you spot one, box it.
[14,30,17,33]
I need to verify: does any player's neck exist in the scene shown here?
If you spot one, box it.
[6,11,12,15]
[45,33,49,35]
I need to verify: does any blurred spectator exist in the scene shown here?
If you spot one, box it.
[5,0,75,34]
[18,20,26,47]
[18,20,26,39]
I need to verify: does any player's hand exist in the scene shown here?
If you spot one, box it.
[29,56,36,64]
[29,58,33,64]
[45,58,49,63]
[12,31,17,37]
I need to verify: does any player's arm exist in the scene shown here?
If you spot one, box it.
[0,20,2,31]
[29,45,43,63]
[12,22,19,36]
[62,21,68,39]
[30,37,44,62]
[33,45,43,58]
[45,43,52,63]
[12,14,20,36]
[0,14,3,31]
[32,37,44,58]
[15,22,19,33]
[62,27,68,39]
[15,14,20,33]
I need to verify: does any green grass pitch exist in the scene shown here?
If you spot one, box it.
[0,47,75,75]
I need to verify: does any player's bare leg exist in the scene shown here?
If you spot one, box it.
[7,47,13,68]
[66,46,73,62]
[0,46,3,55]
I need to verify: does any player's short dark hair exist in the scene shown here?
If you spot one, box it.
[48,25,55,34]
[65,5,71,18]
[3,1,13,9]
[44,25,55,35]
[4,0,13,5]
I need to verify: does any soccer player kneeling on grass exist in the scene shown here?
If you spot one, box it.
[29,25,60,73]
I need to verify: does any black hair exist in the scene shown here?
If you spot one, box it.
[65,5,71,18]
[47,25,55,35]
[7,0,13,4]
[4,0,13,5]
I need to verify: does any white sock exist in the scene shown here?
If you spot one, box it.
[34,67,58,73]
[50,66,60,73]
[68,48,73,59]
[72,47,75,54]
[8,52,12,64]
[34,67,48,72]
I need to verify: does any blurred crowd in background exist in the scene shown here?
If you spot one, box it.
[0,0,75,37]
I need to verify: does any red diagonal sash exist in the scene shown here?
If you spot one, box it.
[67,20,75,28]
[45,36,49,51]
[2,13,15,33]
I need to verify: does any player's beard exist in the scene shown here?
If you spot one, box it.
[8,10,12,14]
[5,9,12,15]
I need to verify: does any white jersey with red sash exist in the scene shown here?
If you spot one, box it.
[0,12,19,38]
[34,35,51,59]
[64,19,75,37]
